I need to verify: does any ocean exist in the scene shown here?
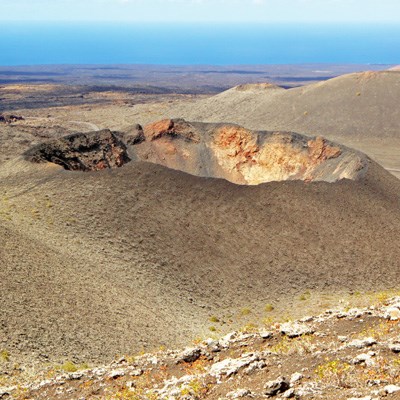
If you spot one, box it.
[0,22,399,66]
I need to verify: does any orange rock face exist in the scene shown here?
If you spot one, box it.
[144,119,175,141]
[214,126,259,159]
[144,119,200,143]
[308,137,342,161]
[210,128,350,184]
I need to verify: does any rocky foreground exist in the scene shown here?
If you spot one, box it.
[1,297,399,400]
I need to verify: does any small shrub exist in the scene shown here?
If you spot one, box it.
[265,303,274,312]
[60,361,78,372]
[315,359,351,387]
[240,323,258,333]
[299,290,311,301]
[240,307,252,316]
[180,378,207,397]
[0,349,10,362]
[209,316,219,323]
[269,335,314,355]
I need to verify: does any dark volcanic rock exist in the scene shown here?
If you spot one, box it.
[0,113,24,123]
[119,124,145,145]
[264,377,290,397]
[24,129,131,171]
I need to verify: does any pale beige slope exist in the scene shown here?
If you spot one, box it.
[174,71,400,139]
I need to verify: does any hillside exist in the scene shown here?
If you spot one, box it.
[1,296,400,400]
[0,121,399,367]
[162,71,400,178]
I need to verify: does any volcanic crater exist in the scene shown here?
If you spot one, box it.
[25,118,368,184]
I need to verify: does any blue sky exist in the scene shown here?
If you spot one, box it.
[1,0,399,22]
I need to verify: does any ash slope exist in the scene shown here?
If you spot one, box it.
[164,70,400,177]
[172,71,400,141]
[0,134,399,364]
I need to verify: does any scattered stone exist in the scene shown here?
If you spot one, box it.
[68,372,84,380]
[210,353,260,378]
[347,337,377,349]
[282,388,296,398]
[384,307,400,321]
[115,356,126,365]
[280,322,314,338]
[338,335,348,342]
[244,360,266,375]
[260,331,273,339]
[130,368,143,376]
[264,376,290,397]
[384,385,400,394]
[346,308,364,318]
[92,367,106,377]
[178,347,201,363]
[226,388,253,398]
[290,372,303,384]
[108,369,125,379]
[388,341,400,353]
[0,387,16,398]
[205,338,221,352]
[352,351,375,366]
[125,381,136,389]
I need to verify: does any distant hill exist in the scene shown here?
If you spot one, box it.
[166,70,400,177]
[172,71,400,141]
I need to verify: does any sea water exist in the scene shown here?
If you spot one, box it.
[0,22,399,66]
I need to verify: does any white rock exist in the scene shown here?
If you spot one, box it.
[130,368,143,376]
[68,372,84,380]
[92,367,106,377]
[219,332,237,347]
[280,322,314,338]
[0,387,16,397]
[126,381,136,389]
[384,307,400,321]
[226,388,252,398]
[205,338,221,351]
[264,376,290,397]
[260,330,273,339]
[282,388,296,398]
[179,347,201,363]
[384,384,400,394]
[244,360,266,375]
[338,336,348,342]
[352,352,375,366]
[155,374,204,398]
[210,353,260,378]
[347,397,372,400]
[290,372,303,384]
[388,341,400,353]
[108,369,125,379]
[347,308,363,318]
[347,337,377,349]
